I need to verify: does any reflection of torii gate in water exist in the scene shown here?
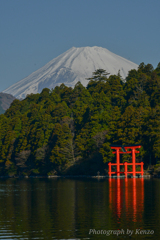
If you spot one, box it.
[108,145,144,177]
[109,178,144,222]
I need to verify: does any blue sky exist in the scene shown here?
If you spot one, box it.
[0,0,160,92]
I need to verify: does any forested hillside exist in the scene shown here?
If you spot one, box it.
[1,62,160,176]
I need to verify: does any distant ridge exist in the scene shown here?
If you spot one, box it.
[0,92,15,114]
[3,46,138,99]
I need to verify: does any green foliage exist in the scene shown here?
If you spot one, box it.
[50,122,74,168]
[0,65,160,176]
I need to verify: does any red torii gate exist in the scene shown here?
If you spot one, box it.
[108,145,144,177]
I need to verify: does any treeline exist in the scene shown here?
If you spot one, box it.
[0,62,160,176]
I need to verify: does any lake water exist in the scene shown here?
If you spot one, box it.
[0,177,160,239]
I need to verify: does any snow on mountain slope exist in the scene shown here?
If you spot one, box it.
[3,46,138,99]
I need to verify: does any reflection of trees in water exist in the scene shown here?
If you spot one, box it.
[0,179,113,238]
[0,179,77,239]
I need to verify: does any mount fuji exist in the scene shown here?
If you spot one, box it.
[3,46,138,99]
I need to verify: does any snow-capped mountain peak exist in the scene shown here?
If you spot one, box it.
[3,46,138,99]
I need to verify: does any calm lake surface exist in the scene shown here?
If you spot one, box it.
[0,177,160,239]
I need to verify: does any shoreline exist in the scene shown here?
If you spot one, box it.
[0,174,158,179]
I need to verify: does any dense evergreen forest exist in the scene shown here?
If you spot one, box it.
[1,62,160,176]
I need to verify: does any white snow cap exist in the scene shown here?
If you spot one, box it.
[3,46,138,99]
